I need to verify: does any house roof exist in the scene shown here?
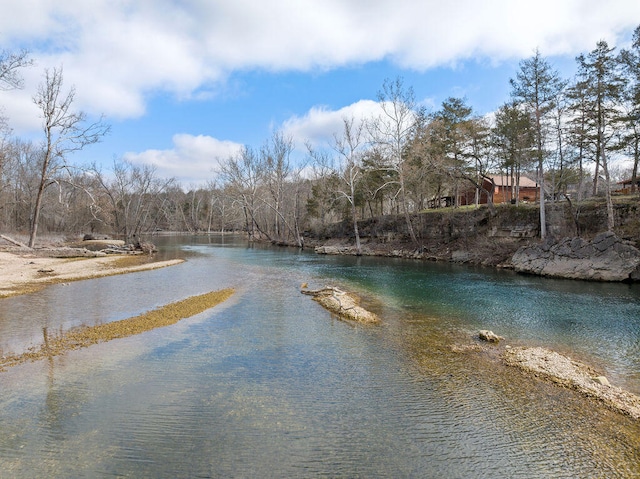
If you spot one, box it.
[618,178,640,186]
[488,175,538,188]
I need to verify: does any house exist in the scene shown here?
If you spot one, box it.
[617,177,640,194]
[457,174,539,205]
[490,175,539,204]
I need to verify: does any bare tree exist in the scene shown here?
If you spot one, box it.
[1,49,32,204]
[219,146,266,241]
[29,67,109,247]
[261,130,293,242]
[0,139,40,230]
[368,77,421,245]
[330,117,367,255]
[0,49,32,91]
[92,159,174,239]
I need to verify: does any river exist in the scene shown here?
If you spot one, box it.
[0,235,639,478]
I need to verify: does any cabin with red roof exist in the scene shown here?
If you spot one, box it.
[458,175,539,205]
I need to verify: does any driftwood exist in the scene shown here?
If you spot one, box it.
[70,239,156,255]
[301,285,380,324]
[0,234,29,248]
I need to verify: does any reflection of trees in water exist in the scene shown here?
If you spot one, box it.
[41,326,88,442]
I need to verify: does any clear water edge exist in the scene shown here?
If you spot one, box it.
[0,235,639,478]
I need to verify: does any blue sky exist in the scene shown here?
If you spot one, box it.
[1,1,639,187]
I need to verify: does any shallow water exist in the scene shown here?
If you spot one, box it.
[1,235,639,478]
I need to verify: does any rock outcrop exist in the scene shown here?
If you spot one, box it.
[478,330,504,343]
[301,285,380,324]
[510,231,640,282]
[503,346,640,420]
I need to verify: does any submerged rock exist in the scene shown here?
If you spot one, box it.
[503,346,640,420]
[510,232,640,282]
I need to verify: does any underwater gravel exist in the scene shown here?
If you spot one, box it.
[0,288,234,371]
[503,346,640,420]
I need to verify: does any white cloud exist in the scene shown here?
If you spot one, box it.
[122,99,399,185]
[123,134,243,187]
[282,100,385,149]
[1,0,638,128]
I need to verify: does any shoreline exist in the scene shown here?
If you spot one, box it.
[0,249,184,298]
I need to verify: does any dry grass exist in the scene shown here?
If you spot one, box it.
[0,288,234,371]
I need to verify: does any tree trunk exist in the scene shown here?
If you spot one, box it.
[352,201,361,255]
[601,140,615,231]
[28,149,51,248]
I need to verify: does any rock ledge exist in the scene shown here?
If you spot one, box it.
[510,231,640,281]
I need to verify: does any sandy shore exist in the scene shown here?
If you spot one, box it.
[0,250,184,297]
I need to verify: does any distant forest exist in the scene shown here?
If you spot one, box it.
[1,26,639,247]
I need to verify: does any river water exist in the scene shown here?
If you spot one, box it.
[0,235,639,478]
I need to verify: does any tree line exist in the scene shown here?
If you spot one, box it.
[1,28,639,248]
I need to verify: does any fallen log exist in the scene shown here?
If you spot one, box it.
[0,234,29,248]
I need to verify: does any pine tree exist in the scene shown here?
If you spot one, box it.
[510,50,566,239]
[573,40,624,231]
[619,25,640,193]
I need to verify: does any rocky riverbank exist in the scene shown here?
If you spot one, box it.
[511,231,640,281]
[308,198,640,282]
[312,232,640,282]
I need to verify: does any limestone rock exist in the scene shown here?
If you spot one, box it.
[503,346,640,419]
[301,285,380,324]
[593,376,611,387]
[479,330,503,343]
[510,232,640,281]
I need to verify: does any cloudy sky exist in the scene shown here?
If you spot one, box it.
[1,0,639,186]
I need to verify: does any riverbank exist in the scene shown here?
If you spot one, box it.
[305,197,640,280]
[0,249,184,297]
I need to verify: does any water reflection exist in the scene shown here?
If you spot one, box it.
[0,235,639,477]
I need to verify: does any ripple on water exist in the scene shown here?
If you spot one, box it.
[1,238,640,478]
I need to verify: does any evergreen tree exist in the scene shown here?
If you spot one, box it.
[565,77,595,201]
[619,25,640,193]
[492,101,535,205]
[510,50,566,238]
[573,40,624,230]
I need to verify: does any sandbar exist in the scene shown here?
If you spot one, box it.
[0,250,184,297]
